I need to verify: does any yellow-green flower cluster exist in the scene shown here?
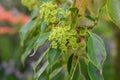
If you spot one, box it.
[49,25,79,53]
[21,0,40,10]
[39,2,68,25]
[39,2,78,53]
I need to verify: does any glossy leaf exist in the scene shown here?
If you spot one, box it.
[34,61,49,80]
[31,8,40,19]
[91,33,104,46]
[88,62,104,80]
[87,33,107,69]
[33,48,50,72]
[21,32,50,64]
[107,0,120,27]
[67,54,73,74]
[21,37,37,65]
[48,48,61,65]
[19,19,37,45]
[33,32,50,52]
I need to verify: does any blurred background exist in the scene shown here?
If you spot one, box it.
[0,0,120,80]
[0,0,32,80]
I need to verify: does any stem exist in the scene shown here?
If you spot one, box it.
[70,0,76,26]
[78,59,81,74]
[72,0,76,7]
[70,57,78,80]
[70,50,82,80]
[78,50,83,71]
[88,9,102,30]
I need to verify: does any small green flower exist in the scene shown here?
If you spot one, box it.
[80,41,86,49]
[51,41,57,49]
[60,44,67,53]
[72,43,78,50]
[69,37,77,44]
[79,29,87,36]
[39,2,69,25]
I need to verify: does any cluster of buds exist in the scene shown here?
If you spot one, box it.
[49,25,79,53]
[40,2,67,25]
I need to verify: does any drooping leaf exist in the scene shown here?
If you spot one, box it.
[49,67,62,80]
[48,48,61,65]
[21,32,50,64]
[19,19,38,45]
[67,54,73,74]
[21,37,37,65]
[31,8,40,19]
[33,48,50,72]
[88,62,104,80]
[107,0,120,27]
[33,32,50,53]
[87,33,107,69]
[34,61,49,80]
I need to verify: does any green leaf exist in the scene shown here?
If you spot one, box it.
[21,37,37,65]
[69,7,79,12]
[33,32,50,53]
[69,7,79,28]
[31,8,40,19]
[34,61,49,80]
[41,17,48,33]
[33,48,50,72]
[91,33,104,46]
[107,0,120,27]
[19,19,38,45]
[49,67,62,80]
[48,48,61,65]
[21,32,50,65]
[88,62,104,80]
[67,54,73,74]
[88,0,106,16]
[87,33,107,69]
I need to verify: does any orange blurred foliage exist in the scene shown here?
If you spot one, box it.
[0,5,30,34]
[0,27,17,35]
